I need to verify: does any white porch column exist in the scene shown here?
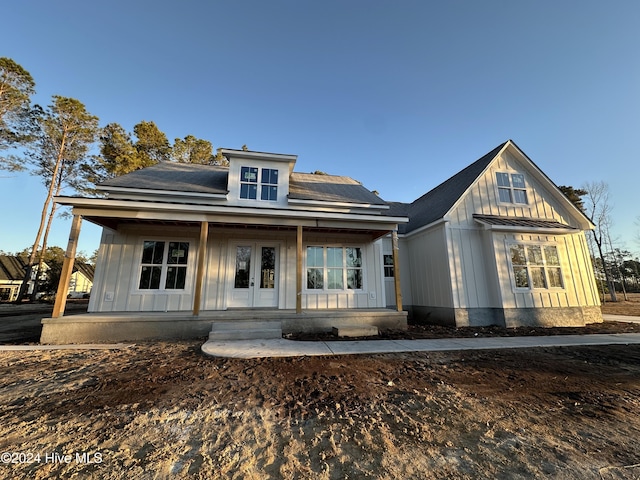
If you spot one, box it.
[52,215,82,318]
[391,230,403,312]
[192,221,209,316]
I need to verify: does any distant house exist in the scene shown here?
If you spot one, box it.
[68,262,95,298]
[0,256,49,302]
[43,140,601,343]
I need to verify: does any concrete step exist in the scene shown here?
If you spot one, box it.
[209,320,282,341]
[332,325,379,338]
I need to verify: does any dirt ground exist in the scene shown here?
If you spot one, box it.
[1,338,640,479]
[1,299,639,478]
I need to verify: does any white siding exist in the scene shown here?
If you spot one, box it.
[89,226,386,313]
[403,225,454,309]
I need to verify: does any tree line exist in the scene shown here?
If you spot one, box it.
[0,57,231,302]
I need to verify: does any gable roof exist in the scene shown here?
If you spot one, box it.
[396,142,507,234]
[0,256,26,281]
[73,262,95,281]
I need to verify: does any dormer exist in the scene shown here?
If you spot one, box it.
[221,149,297,208]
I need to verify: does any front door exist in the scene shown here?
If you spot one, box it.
[228,243,279,308]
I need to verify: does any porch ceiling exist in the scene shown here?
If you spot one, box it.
[83,216,392,239]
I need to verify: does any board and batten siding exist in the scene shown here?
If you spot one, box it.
[403,225,454,309]
[88,226,386,313]
[452,150,579,228]
[491,231,600,309]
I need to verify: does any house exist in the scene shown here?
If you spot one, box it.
[384,140,601,328]
[0,256,26,302]
[42,140,601,343]
[68,262,95,298]
[42,149,408,343]
[0,256,49,302]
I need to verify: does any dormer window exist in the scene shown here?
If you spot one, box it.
[261,168,278,201]
[239,166,278,201]
[496,172,528,204]
[240,167,258,199]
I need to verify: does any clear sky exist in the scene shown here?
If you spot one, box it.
[1,1,639,258]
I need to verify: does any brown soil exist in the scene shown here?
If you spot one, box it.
[1,341,639,479]
[601,292,640,317]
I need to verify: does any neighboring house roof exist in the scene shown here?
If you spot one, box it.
[394,142,507,234]
[0,256,26,281]
[73,262,95,281]
[99,162,229,195]
[289,173,387,206]
[472,214,579,230]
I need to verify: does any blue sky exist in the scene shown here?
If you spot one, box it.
[1,1,639,257]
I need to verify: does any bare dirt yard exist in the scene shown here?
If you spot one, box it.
[0,300,639,479]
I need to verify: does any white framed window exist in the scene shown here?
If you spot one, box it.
[240,166,258,199]
[383,254,394,278]
[240,166,279,201]
[138,240,190,290]
[306,246,363,291]
[509,243,563,290]
[261,168,278,201]
[496,172,528,204]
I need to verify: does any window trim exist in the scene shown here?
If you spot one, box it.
[496,172,528,205]
[305,245,364,292]
[135,239,193,293]
[507,242,564,291]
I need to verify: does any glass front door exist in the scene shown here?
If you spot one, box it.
[228,243,279,308]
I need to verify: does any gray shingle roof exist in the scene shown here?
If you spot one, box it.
[395,142,507,233]
[0,256,26,281]
[99,162,229,195]
[289,173,387,205]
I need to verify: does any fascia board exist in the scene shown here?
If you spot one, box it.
[443,142,510,220]
[287,197,390,210]
[56,196,408,225]
[502,141,595,230]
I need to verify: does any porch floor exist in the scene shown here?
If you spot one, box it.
[40,309,408,344]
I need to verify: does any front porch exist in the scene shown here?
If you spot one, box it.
[40,308,408,344]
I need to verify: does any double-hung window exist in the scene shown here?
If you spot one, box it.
[306,246,363,290]
[240,167,258,199]
[510,244,563,289]
[139,241,190,290]
[496,172,528,204]
[261,168,278,201]
[383,254,394,278]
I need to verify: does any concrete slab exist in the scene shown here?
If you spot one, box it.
[201,333,640,359]
[603,314,640,324]
[0,343,133,351]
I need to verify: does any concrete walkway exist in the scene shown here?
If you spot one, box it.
[201,332,640,359]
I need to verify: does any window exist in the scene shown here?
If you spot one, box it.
[139,241,190,290]
[306,246,363,290]
[383,254,394,278]
[240,166,258,199]
[240,166,279,201]
[509,244,563,290]
[261,168,278,201]
[496,172,528,204]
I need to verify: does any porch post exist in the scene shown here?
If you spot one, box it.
[193,221,209,316]
[296,225,303,314]
[391,230,403,312]
[52,214,82,318]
